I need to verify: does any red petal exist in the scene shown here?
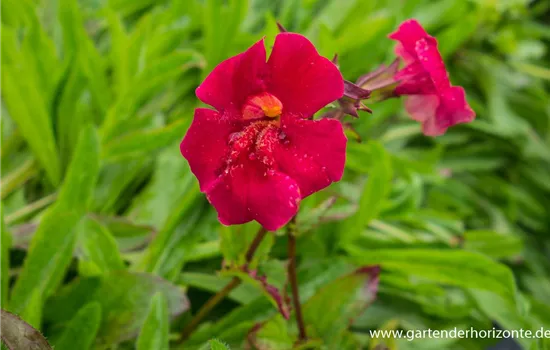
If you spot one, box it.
[414,37,450,90]
[206,160,300,231]
[180,108,241,191]
[403,88,475,136]
[274,114,346,197]
[394,62,436,95]
[432,87,475,133]
[388,19,429,58]
[267,33,344,117]
[404,95,439,123]
[196,39,269,114]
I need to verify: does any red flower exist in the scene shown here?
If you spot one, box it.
[180,33,346,230]
[389,19,475,136]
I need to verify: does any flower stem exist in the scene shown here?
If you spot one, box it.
[179,277,240,341]
[287,217,307,342]
[178,227,268,342]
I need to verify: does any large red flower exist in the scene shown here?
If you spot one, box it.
[180,33,346,230]
[389,19,475,136]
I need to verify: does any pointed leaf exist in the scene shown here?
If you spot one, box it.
[53,302,101,350]
[9,126,100,319]
[44,271,189,345]
[209,339,231,350]
[1,213,11,309]
[136,293,169,350]
[77,217,125,276]
[302,266,380,344]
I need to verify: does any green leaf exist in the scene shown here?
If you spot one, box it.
[55,125,101,214]
[249,315,294,350]
[347,248,518,301]
[77,217,125,276]
[53,302,102,350]
[209,339,231,350]
[219,225,273,268]
[179,272,260,304]
[102,119,190,163]
[55,57,92,171]
[137,163,203,280]
[302,266,380,346]
[340,141,393,244]
[1,212,11,309]
[20,289,43,329]
[0,309,52,350]
[220,270,290,319]
[128,146,195,228]
[347,247,530,336]
[0,158,38,200]
[463,230,523,259]
[58,0,111,114]
[44,271,189,345]
[9,126,100,321]
[1,31,61,185]
[136,292,169,350]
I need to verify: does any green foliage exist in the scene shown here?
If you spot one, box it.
[53,302,102,350]
[208,339,231,350]
[136,293,170,350]
[1,0,549,349]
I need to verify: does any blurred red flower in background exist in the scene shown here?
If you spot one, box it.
[389,19,475,136]
[181,33,346,230]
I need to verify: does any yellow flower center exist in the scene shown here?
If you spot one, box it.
[242,92,283,120]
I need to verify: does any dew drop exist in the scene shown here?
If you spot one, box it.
[267,169,275,176]
[248,153,256,160]
[278,131,287,140]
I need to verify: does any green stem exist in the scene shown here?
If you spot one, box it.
[5,193,57,225]
[178,227,268,343]
[1,159,37,200]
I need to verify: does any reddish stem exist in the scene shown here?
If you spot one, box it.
[178,227,268,342]
[287,217,307,342]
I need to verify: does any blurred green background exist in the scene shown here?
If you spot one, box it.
[1,0,550,349]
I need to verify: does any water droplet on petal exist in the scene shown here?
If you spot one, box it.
[267,169,275,176]
[248,152,256,160]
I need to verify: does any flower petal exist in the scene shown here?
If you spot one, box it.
[404,88,475,136]
[403,95,439,123]
[196,39,268,114]
[206,160,300,231]
[180,108,241,191]
[432,86,475,133]
[414,37,450,90]
[394,62,436,95]
[267,33,344,117]
[388,19,429,57]
[275,114,347,197]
